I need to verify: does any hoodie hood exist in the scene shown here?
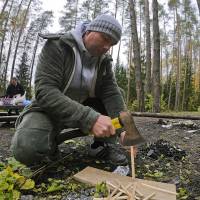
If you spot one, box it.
[70,22,89,53]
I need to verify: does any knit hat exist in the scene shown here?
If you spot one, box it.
[86,14,122,44]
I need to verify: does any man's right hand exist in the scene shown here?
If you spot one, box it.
[91,115,115,138]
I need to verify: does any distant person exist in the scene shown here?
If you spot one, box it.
[6,77,25,115]
[11,14,128,166]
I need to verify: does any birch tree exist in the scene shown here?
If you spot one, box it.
[10,0,33,80]
[4,0,25,88]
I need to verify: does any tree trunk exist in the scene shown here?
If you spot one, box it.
[0,0,14,68]
[74,0,79,27]
[168,71,173,110]
[182,60,187,110]
[85,0,91,20]
[185,39,192,110]
[160,44,163,94]
[127,37,133,105]
[10,0,32,80]
[4,0,24,86]
[131,112,200,120]
[196,0,200,13]
[92,0,98,19]
[116,0,125,66]
[163,16,169,91]
[110,0,119,56]
[0,0,14,91]
[139,1,142,43]
[168,11,176,110]
[114,0,118,18]
[174,8,181,111]
[144,0,151,94]
[198,48,200,99]
[29,34,39,89]
[152,0,160,112]
[0,0,9,15]
[129,0,144,111]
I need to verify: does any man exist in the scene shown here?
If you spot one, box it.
[6,77,25,115]
[11,14,128,166]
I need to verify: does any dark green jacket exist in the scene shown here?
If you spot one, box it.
[26,33,126,133]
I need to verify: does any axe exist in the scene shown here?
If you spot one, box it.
[112,111,145,146]
[112,111,145,179]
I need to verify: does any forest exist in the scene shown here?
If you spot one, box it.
[0,0,200,113]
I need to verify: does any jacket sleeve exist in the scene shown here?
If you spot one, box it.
[98,59,127,119]
[34,40,100,133]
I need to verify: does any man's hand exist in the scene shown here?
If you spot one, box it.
[91,115,115,138]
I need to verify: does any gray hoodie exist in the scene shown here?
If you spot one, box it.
[67,22,99,103]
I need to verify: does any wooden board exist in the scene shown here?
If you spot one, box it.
[74,167,176,200]
[0,116,18,122]
[0,105,24,110]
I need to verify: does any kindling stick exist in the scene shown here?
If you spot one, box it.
[120,183,132,197]
[107,182,126,194]
[131,146,136,179]
[109,182,133,200]
[143,192,156,200]
[114,195,129,200]
[141,183,178,195]
[131,183,137,200]
[108,185,121,199]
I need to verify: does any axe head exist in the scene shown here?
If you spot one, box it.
[120,111,145,146]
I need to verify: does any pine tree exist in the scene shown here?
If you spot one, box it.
[16,52,30,98]
[91,0,108,19]
[59,0,79,31]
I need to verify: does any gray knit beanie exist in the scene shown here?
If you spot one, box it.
[86,14,122,44]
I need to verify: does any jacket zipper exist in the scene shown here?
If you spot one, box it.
[63,46,77,94]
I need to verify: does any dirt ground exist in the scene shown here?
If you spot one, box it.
[0,117,200,200]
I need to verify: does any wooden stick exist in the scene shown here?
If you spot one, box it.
[107,182,126,194]
[120,183,132,197]
[131,183,136,200]
[141,183,177,195]
[135,196,141,200]
[143,192,156,200]
[114,195,129,200]
[108,185,121,199]
[135,191,144,198]
[135,188,144,198]
[111,182,133,199]
[131,146,135,179]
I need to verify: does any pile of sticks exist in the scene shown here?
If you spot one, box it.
[106,181,153,200]
[105,180,177,200]
[93,145,177,200]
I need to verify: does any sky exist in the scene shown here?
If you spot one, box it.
[41,0,66,32]
[41,0,199,32]
[40,0,199,65]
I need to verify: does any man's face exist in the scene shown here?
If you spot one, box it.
[11,79,17,86]
[83,31,114,56]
